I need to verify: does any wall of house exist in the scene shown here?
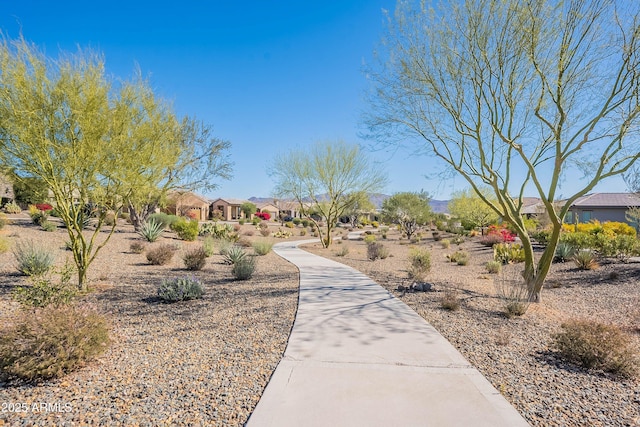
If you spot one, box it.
[567,207,630,224]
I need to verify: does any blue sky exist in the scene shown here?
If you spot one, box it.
[0,1,629,200]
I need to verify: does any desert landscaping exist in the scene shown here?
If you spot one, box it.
[0,213,638,426]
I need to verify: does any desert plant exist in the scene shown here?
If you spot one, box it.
[554,242,576,263]
[252,240,274,256]
[367,242,389,260]
[129,241,146,254]
[0,304,110,381]
[407,248,431,281]
[0,213,7,230]
[147,212,178,229]
[452,236,465,245]
[12,263,76,308]
[553,319,637,378]
[485,260,502,274]
[573,249,599,270]
[0,235,10,254]
[300,229,307,236]
[232,256,256,280]
[138,219,164,242]
[440,239,451,249]
[3,201,21,214]
[13,240,54,276]
[146,244,177,265]
[223,245,246,265]
[440,289,461,311]
[170,218,199,241]
[30,210,48,226]
[494,268,530,317]
[493,243,525,264]
[335,246,349,257]
[40,220,56,232]
[449,250,469,266]
[157,276,204,302]
[183,247,207,270]
[202,236,215,257]
[273,229,293,238]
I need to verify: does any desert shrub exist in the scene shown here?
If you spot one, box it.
[146,244,177,265]
[452,236,465,245]
[129,241,146,254]
[431,231,442,241]
[217,239,233,256]
[183,247,207,270]
[223,245,246,265]
[232,256,256,280]
[12,264,76,308]
[285,221,294,229]
[299,229,307,236]
[449,250,469,265]
[0,213,7,230]
[252,240,274,256]
[103,211,117,226]
[0,304,110,381]
[552,319,637,378]
[273,229,293,238]
[440,290,461,311]
[367,242,389,260]
[238,219,245,225]
[335,246,349,257]
[530,229,550,246]
[41,220,57,232]
[157,276,204,302]
[138,219,164,242]
[244,230,255,236]
[292,218,301,226]
[494,268,530,317]
[147,213,178,229]
[3,201,21,214]
[202,236,215,257]
[30,209,48,226]
[554,242,576,263]
[371,221,379,228]
[13,240,54,276]
[493,243,525,264]
[363,234,376,244]
[251,217,261,226]
[233,223,242,232]
[479,233,504,247]
[597,234,640,262]
[0,235,10,254]
[560,231,595,251]
[485,260,502,274]
[408,248,431,281]
[170,218,199,241]
[574,249,599,270]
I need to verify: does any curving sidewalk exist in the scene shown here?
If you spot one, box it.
[247,240,529,426]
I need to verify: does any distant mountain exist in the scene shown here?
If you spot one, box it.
[249,194,449,213]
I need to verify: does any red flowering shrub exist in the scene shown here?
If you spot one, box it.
[35,203,53,212]
[186,210,198,220]
[480,225,516,246]
[255,212,271,221]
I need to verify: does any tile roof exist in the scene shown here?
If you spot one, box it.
[571,193,640,208]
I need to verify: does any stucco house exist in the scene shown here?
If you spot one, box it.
[566,193,640,226]
[209,198,250,221]
[165,191,210,221]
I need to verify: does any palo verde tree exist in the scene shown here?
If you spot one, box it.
[448,187,500,233]
[365,0,640,302]
[381,192,432,239]
[343,191,376,227]
[270,140,387,247]
[240,202,257,219]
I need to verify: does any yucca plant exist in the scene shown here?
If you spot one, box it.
[223,245,246,265]
[13,240,54,276]
[138,219,163,242]
[573,249,599,270]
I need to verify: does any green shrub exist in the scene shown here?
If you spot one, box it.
[441,290,461,311]
[41,220,56,232]
[493,243,525,264]
[292,218,302,226]
[598,234,640,262]
[363,234,376,244]
[560,232,594,251]
[170,218,199,241]
[553,319,637,378]
[449,250,469,265]
[300,229,307,236]
[13,240,54,276]
[157,276,204,302]
[554,242,575,263]
[367,242,389,260]
[0,235,10,254]
[202,236,215,257]
[30,210,48,226]
[573,249,599,270]
[0,304,110,381]
[146,244,177,265]
[285,221,294,228]
[531,230,550,246]
[408,248,431,281]
[252,240,274,256]
[485,260,502,274]
[183,247,207,270]
[129,241,145,254]
[239,219,245,225]
[199,222,234,239]
[3,201,21,214]
[223,245,246,265]
[12,264,76,308]
[147,213,178,229]
[440,239,451,249]
[138,219,164,242]
[232,256,256,280]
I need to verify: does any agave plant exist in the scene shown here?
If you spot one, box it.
[554,242,576,263]
[222,245,246,265]
[138,219,164,242]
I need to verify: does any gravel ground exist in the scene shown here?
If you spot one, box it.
[303,228,640,427]
[0,217,306,426]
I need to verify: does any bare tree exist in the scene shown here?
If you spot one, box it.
[365,0,640,302]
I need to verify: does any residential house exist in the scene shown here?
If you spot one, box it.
[255,201,279,219]
[566,193,640,226]
[165,191,210,221]
[209,198,249,221]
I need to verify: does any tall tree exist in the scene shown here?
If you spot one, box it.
[343,191,376,227]
[365,0,640,302]
[381,192,432,239]
[448,187,500,233]
[270,140,387,247]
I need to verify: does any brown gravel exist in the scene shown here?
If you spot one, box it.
[303,227,640,427]
[0,217,308,426]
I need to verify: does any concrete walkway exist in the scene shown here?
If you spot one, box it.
[247,240,529,427]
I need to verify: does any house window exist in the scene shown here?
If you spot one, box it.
[565,211,574,224]
[582,211,592,222]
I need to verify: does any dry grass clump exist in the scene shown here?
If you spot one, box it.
[553,319,638,378]
[0,304,109,381]
[485,260,502,274]
[129,241,146,254]
[440,289,461,311]
[494,268,530,318]
[407,248,431,281]
[183,247,207,270]
[146,244,177,265]
[367,242,389,260]
[252,240,274,256]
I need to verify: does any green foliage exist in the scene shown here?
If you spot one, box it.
[553,319,637,378]
[138,219,164,242]
[147,213,178,230]
[273,228,293,238]
[146,244,177,265]
[129,241,146,254]
[554,242,576,263]
[573,249,599,270]
[232,256,257,280]
[363,234,376,244]
[530,230,550,246]
[485,260,502,274]
[367,242,389,260]
[157,276,204,302]
[12,264,76,308]
[13,240,54,276]
[407,248,431,281]
[240,202,257,219]
[493,243,525,264]
[29,209,48,226]
[170,218,199,241]
[0,235,10,254]
[381,192,432,239]
[3,201,21,214]
[41,220,56,232]
[449,250,470,266]
[0,304,110,381]
[202,236,215,257]
[183,247,207,270]
[223,245,246,265]
[447,187,500,230]
[199,222,234,239]
[10,176,48,207]
[252,240,274,256]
